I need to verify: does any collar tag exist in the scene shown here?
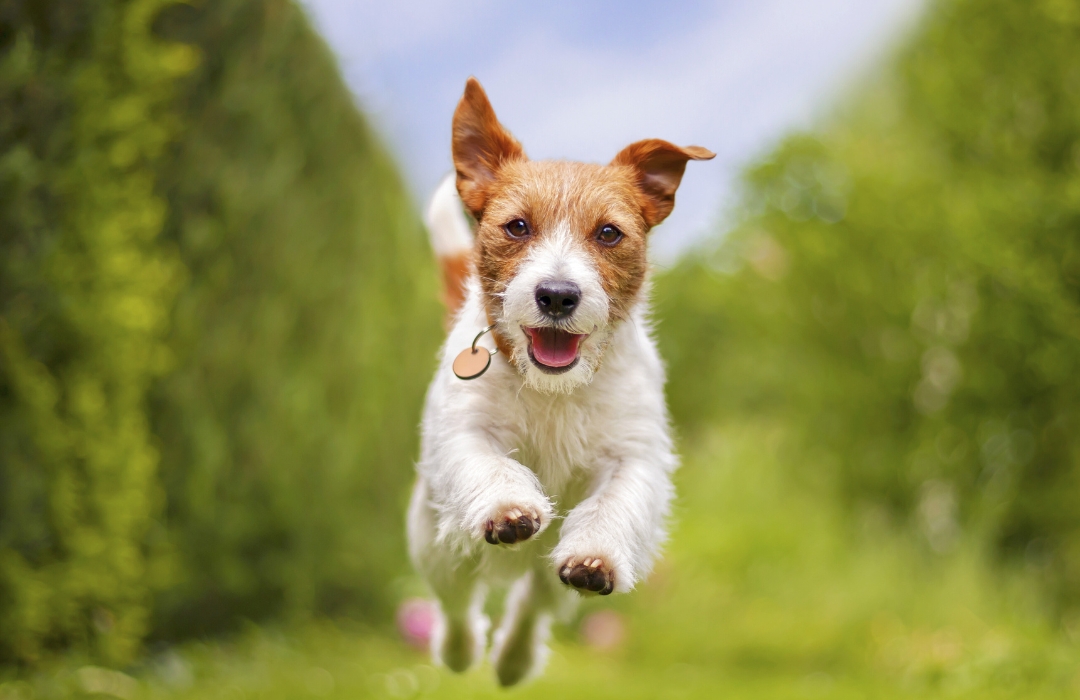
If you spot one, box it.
[453,325,499,380]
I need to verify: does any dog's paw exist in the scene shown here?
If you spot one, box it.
[484,507,542,545]
[558,556,615,595]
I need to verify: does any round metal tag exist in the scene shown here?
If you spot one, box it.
[453,346,491,380]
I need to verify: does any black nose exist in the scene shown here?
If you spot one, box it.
[535,281,581,318]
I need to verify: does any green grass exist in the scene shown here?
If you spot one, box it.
[7,422,1079,699]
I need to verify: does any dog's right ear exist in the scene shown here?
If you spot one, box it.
[452,78,525,219]
[612,139,715,228]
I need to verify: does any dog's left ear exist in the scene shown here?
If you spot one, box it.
[452,78,526,219]
[612,139,715,227]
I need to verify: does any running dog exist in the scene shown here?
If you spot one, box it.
[409,77,713,686]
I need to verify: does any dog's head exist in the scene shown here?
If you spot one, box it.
[453,78,713,394]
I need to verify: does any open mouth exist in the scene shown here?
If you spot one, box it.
[523,327,587,374]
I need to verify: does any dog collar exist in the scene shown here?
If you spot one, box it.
[453,324,500,380]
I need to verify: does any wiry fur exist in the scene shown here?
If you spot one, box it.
[410,78,712,686]
[427,174,474,317]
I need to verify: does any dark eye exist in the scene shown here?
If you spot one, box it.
[596,224,623,246]
[504,218,530,239]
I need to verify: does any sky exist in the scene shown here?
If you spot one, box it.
[301,0,926,260]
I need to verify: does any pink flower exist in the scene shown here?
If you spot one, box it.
[580,610,627,651]
[397,598,438,650]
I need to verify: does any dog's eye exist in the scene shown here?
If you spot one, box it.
[596,224,623,246]
[504,219,530,240]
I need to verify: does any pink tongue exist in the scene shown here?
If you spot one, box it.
[527,328,584,367]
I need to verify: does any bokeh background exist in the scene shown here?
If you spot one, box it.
[2,0,1080,698]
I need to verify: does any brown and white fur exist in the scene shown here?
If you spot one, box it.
[408,78,713,686]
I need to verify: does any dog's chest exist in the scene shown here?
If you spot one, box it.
[495,389,599,502]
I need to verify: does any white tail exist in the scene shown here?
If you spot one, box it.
[426,174,474,318]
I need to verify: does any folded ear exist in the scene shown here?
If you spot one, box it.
[612,139,715,227]
[452,78,526,218]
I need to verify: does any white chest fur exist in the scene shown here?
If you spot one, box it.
[417,282,676,589]
[421,285,671,505]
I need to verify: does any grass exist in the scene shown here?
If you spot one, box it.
[6,422,1079,699]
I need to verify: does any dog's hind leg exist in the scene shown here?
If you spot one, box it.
[408,477,488,672]
[431,574,487,673]
[490,567,571,687]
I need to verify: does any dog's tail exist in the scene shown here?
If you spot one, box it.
[426,173,474,320]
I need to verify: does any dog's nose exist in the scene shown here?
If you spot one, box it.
[535,281,581,319]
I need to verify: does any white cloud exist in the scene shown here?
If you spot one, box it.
[303,0,495,63]
[303,0,925,259]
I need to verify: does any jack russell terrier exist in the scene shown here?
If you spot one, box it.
[408,77,713,686]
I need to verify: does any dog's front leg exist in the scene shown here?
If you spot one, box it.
[423,431,553,551]
[552,453,675,595]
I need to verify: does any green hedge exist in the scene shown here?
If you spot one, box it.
[0,0,193,665]
[1,0,441,663]
[656,0,1080,606]
[148,0,442,638]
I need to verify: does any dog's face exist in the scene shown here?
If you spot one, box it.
[453,79,713,394]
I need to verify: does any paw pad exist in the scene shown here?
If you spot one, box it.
[484,508,541,545]
[559,557,615,595]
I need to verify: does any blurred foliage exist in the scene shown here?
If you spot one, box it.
[0,0,441,665]
[656,0,1080,608]
[147,0,441,638]
[5,0,1080,681]
[0,0,194,666]
[5,426,1078,698]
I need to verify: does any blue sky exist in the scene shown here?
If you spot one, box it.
[301,0,925,259]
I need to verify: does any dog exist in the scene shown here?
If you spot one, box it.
[408,77,713,686]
